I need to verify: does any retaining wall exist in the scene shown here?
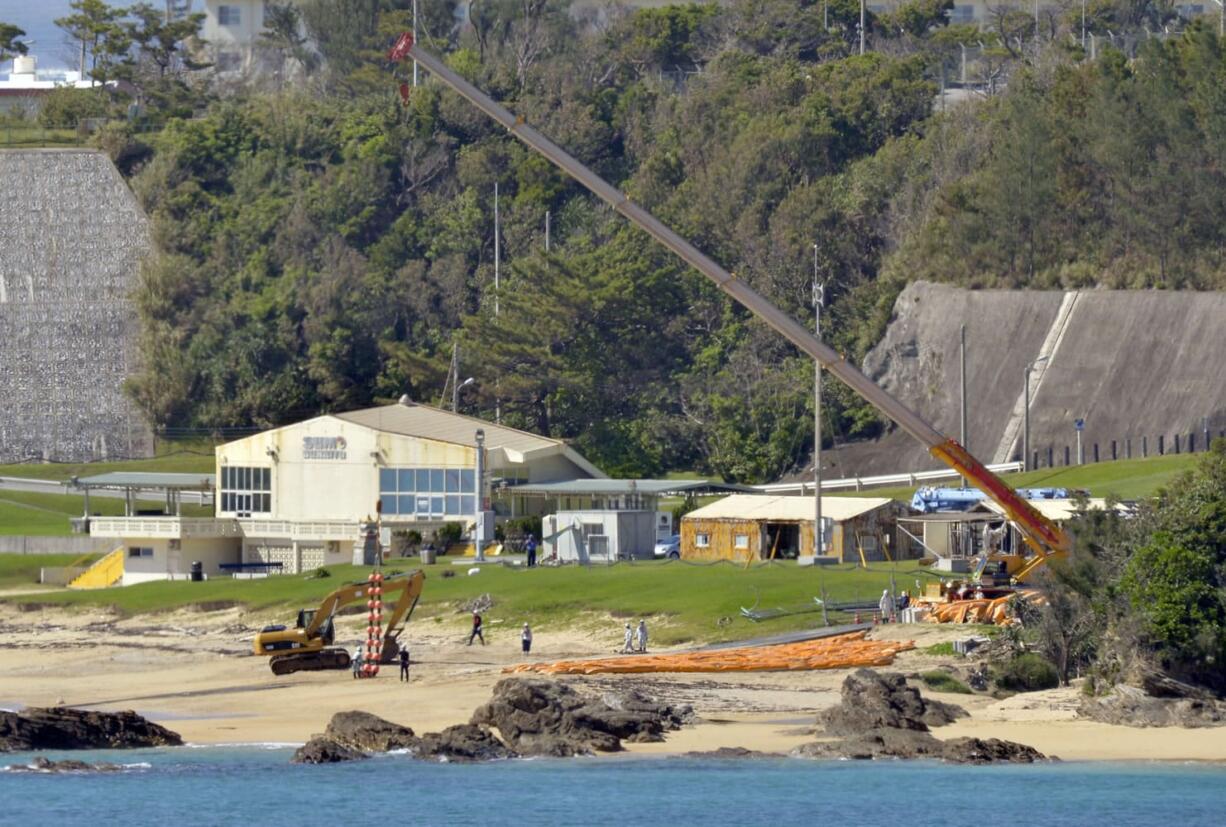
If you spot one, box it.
[0,149,153,463]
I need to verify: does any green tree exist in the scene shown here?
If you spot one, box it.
[0,22,28,63]
[55,0,127,82]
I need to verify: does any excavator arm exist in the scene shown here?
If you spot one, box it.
[387,34,1071,574]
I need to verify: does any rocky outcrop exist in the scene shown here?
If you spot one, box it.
[414,724,518,763]
[320,711,418,752]
[470,678,693,756]
[293,712,518,765]
[292,738,369,764]
[0,708,182,752]
[4,756,125,773]
[797,669,1045,764]
[681,746,774,759]
[821,669,967,735]
[1079,685,1226,728]
[292,680,693,765]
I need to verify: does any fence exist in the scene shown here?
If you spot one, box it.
[1026,419,1225,470]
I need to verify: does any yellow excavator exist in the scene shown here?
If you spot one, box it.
[252,569,425,675]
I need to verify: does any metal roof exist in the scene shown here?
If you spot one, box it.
[978,498,1124,521]
[72,472,215,490]
[684,494,897,523]
[331,403,605,477]
[505,479,750,497]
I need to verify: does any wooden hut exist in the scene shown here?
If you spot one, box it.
[680,494,908,563]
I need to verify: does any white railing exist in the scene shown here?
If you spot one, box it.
[755,462,1024,495]
[0,476,213,506]
[90,517,241,538]
[240,519,359,540]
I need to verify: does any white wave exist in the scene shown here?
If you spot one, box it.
[183,741,303,750]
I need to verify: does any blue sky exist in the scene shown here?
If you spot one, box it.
[5,1,90,72]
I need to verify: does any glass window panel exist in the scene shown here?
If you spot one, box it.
[259,494,271,512]
[221,467,229,489]
[260,468,270,490]
[381,496,396,515]
[460,469,475,493]
[415,469,430,492]
[431,496,444,516]
[221,493,230,511]
[430,469,444,493]
[400,495,414,515]
[460,495,475,515]
[416,495,430,515]
[445,469,460,492]
[398,469,415,492]
[380,469,397,493]
[445,495,460,515]
[243,467,252,490]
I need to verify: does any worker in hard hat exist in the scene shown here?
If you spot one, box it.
[622,622,634,652]
[521,622,533,655]
[352,645,364,678]
[636,619,648,653]
[878,589,896,623]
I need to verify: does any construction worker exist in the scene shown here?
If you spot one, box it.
[636,619,648,653]
[622,622,634,652]
[525,534,538,568]
[521,623,533,654]
[398,647,410,682]
[878,589,895,623]
[352,646,364,679]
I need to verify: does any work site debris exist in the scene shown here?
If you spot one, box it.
[924,590,1046,625]
[503,631,913,676]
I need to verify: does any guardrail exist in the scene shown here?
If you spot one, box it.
[754,462,1024,494]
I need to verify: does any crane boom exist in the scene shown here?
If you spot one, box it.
[388,33,1071,565]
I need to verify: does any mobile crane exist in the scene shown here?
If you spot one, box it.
[253,569,425,675]
[386,33,1071,577]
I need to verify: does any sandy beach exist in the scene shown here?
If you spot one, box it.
[2,603,1223,762]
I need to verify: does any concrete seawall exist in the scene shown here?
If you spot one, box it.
[825,282,1226,477]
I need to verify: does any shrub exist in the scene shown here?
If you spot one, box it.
[994,653,1060,692]
[924,641,956,656]
[438,522,463,544]
[920,670,972,694]
[37,87,109,128]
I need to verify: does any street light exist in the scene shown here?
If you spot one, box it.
[812,244,824,556]
[453,376,474,412]
[1023,356,1049,471]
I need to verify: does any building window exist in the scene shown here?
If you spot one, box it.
[948,4,975,23]
[696,533,710,548]
[734,534,749,549]
[218,5,242,25]
[379,467,476,519]
[127,547,153,558]
[220,466,271,515]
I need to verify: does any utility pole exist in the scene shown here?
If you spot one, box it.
[860,0,866,55]
[451,342,459,412]
[412,0,419,87]
[959,324,967,487]
[545,210,550,252]
[1082,0,1087,49]
[813,244,824,558]
[474,429,486,563]
[493,183,502,424]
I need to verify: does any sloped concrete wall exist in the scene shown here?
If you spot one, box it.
[824,282,1226,477]
[0,149,153,462]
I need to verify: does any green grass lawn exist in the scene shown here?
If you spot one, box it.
[0,450,216,483]
[0,490,211,536]
[3,560,940,646]
[849,453,1197,502]
[0,553,101,589]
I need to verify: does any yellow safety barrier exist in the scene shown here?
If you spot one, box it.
[68,547,125,589]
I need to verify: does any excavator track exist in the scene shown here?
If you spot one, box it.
[269,648,351,675]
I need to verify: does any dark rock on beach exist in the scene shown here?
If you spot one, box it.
[6,756,125,773]
[1078,684,1226,728]
[0,708,182,752]
[797,669,1045,764]
[413,724,518,763]
[321,711,418,752]
[820,669,967,736]
[292,737,369,764]
[470,677,692,756]
[680,746,774,759]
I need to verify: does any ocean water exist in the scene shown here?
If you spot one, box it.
[2,747,1225,826]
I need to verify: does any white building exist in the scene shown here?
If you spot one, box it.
[202,0,282,71]
[86,398,603,583]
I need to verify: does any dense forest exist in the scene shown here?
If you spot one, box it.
[6,0,1226,481]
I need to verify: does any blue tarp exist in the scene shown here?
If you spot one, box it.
[910,487,1071,513]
